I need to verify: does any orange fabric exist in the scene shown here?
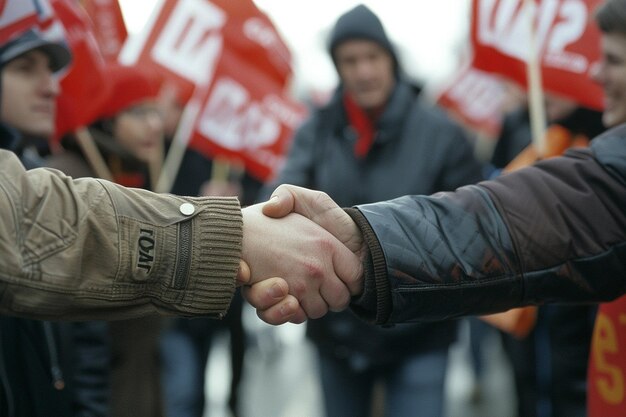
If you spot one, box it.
[481,307,538,339]
[587,296,626,416]
[481,124,591,339]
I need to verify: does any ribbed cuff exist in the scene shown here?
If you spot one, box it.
[182,196,242,318]
[345,207,391,324]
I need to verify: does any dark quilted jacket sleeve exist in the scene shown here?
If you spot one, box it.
[351,125,626,325]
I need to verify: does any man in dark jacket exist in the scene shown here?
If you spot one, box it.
[246,3,626,417]
[262,5,484,417]
[255,119,626,409]
[0,28,110,417]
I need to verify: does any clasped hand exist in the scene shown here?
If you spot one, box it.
[239,185,366,325]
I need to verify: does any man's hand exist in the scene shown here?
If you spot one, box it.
[263,185,366,262]
[241,185,367,325]
[237,262,306,324]
[241,277,308,324]
[241,203,362,321]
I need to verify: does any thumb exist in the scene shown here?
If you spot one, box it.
[262,186,296,218]
[236,260,251,286]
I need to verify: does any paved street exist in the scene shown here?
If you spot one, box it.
[204,306,517,417]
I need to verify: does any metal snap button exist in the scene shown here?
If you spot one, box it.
[179,203,195,216]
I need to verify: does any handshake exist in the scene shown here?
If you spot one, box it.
[238,185,367,325]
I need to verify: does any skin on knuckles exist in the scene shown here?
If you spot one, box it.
[243,277,288,310]
[319,263,352,311]
[241,203,354,317]
[265,185,366,283]
[259,296,305,325]
[299,295,329,320]
[241,280,307,325]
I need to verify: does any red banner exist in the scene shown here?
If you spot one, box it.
[471,0,604,110]
[80,0,127,61]
[118,0,305,181]
[588,296,626,417]
[188,49,306,181]
[210,0,292,86]
[436,62,508,137]
[53,0,109,139]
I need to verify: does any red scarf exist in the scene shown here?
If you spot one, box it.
[343,93,383,158]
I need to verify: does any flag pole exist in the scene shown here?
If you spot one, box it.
[75,127,114,181]
[525,0,546,157]
[154,96,202,194]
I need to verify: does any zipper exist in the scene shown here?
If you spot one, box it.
[173,220,192,289]
[42,322,65,390]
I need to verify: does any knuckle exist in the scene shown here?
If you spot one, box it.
[300,298,327,320]
[290,279,307,301]
[328,287,351,312]
[303,257,325,281]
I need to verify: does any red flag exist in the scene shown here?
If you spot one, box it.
[471,0,604,110]
[79,0,127,61]
[119,0,292,89]
[188,49,306,181]
[53,0,108,139]
[436,62,508,137]
[118,0,223,105]
[210,0,292,86]
[118,0,304,181]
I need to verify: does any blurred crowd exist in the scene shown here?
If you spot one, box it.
[1,0,624,416]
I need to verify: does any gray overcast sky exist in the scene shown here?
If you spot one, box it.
[118,0,472,98]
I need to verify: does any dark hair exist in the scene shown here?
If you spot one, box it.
[595,0,626,35]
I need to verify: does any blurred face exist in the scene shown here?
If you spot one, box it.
[592,32,626,127]
[158,96,184,139]
[1,49,60,138]
[335,39,395,110]
[113,101,164,163]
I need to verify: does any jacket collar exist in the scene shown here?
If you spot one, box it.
[324,80,417,146]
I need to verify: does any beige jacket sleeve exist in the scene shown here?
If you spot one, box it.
[0,150,242,321]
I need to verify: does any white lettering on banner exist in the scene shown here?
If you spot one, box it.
[263,95,303,127]
[198,78,280,150]
[152,0,225,85]
[243,17,280,49]
[448,70,505,119]
[543,0,588,72]
[477,0,589,72]
[91,2,124,56]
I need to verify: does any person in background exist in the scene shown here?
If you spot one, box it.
[157,85,260,417]
[47,62,166,417]
[245,4,626,417]
[261,4,484,417]
[0,27,110,417]
[488,93,605,417]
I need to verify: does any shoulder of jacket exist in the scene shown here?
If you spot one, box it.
[591,124,626,184]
